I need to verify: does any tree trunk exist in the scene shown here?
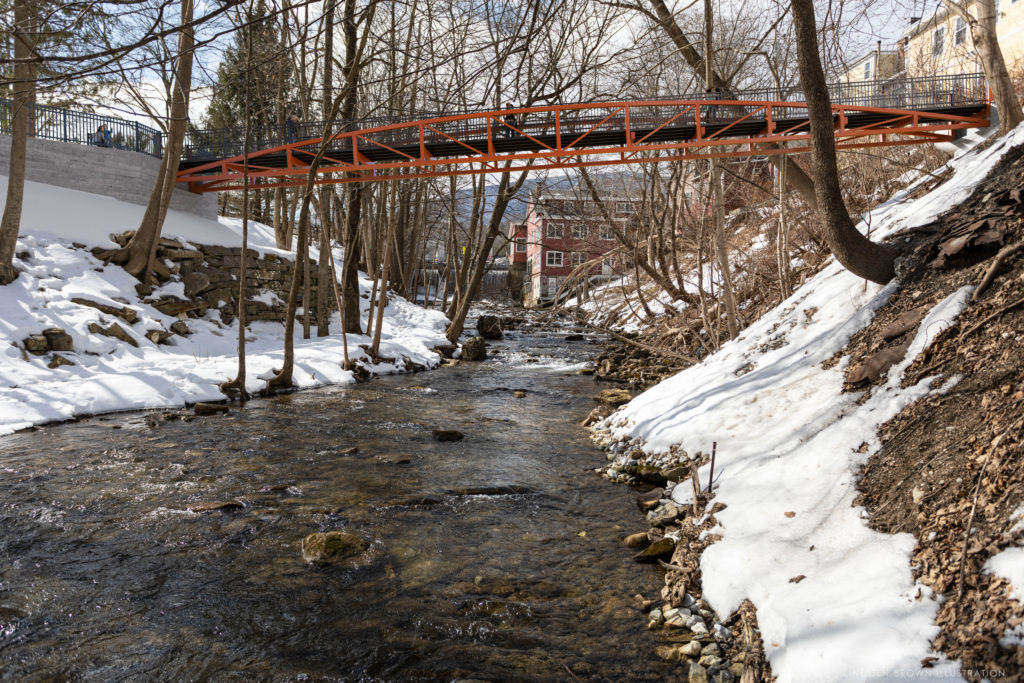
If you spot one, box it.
[0,0,35,285]
[964,0,1023,134]
[121,0,195,288]
[316,0,335,337]
[712,162,740,338]
[790,0,897,284]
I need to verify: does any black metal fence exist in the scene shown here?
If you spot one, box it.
[0,99,164,157]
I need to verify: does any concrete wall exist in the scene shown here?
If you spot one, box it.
[0,135,217,219]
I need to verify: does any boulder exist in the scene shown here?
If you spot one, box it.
[476,315,504,339]
[594,388,632,406]
[301,531,369,565]
[633,536,675,563]
[194,402,230,416]
[71,297,139,324]
[88,322,139,347]
[42,328,74,352]
[623,532,652,549]
[23,335,50,355]
[145,329,173,345]
[432,429,464,442]
[47,355,75,369]
[170,320,192,336]
[183,271,213,298]
[512,390,527,398]
[581,405,613,426]
[461,336,487,361]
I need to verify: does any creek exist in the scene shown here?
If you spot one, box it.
[0,324,671,681]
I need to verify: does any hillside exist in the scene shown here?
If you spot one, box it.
[591,126,1024,681]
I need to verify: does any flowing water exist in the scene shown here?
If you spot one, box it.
[0,326,671,681]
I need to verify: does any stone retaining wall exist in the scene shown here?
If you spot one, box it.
[112,236,332,326]
[0,135,217,219]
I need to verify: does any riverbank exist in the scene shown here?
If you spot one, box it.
[587,126,1024,681]
[0,175,451,436]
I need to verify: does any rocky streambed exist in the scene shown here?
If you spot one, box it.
[0,318,700,680]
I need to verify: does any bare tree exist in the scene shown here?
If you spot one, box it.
[0,0,36,285]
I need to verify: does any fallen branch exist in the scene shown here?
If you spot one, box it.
[959,295,1024,340]
[972,241,1023,301]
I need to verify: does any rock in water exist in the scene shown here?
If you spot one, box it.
[476,315,504,340]
[593,388,633,406]
[194,402,230,416]
[461,336,487,361]
[623,532,651,549]
[301,531,369,565]
[432,429,464,442]
[633,537,675,563]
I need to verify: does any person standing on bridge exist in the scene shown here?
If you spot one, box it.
[503,103,517,138]
[286,113,300,144]
[95,124,112,147]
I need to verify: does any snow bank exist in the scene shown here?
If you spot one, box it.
[0,177,451,436]
[600,126,1024,680]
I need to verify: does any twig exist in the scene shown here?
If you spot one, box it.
[562,664,581,681]
[708,441,717,494]
[972,241,1023,301]
[959,295,1024,340]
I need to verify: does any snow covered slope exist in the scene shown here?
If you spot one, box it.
[596,127,1024,681]
[0,176,450,436]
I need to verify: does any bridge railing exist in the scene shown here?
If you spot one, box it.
[0,72,989,167]
[180,72,989,165]
[0,99,164,157]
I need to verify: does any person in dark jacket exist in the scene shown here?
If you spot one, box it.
[96,124,112,147]
[503,103,517,138]
[286,114,299,143]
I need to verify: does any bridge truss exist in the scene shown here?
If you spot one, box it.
[175,73,990,194]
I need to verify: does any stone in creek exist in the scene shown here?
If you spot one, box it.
[581,405,613,426]
[432,429,464,442]
[688,663,709,683]
[633,536,675,563]
[593,388,632,406]
[512,390,527,398]
[461,336,487,361]
[189,500,245,513]
[647,503,680,526]
[623,532,651,549]
[476,315,504,340]
[576,367,595,375]
[300,531,369,565]
[375,453,412,465]
[194,402,230,416]
[564,333,585,341]
[42,328,74,352]
[679,640,702,658]
[689,620,710,637]
[655,645,682,662]
[637,487,665,510]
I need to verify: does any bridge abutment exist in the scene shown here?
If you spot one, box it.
[0,135,217,219]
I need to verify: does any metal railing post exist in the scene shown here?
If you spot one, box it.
[63,108,68,143]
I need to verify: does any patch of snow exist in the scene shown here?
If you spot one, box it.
[0,178,451,436]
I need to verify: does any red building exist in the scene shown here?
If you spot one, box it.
[508,190,637,306]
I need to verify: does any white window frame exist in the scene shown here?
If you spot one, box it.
[547,223,563,239]
[571,251,586,266]
[515,238,526,253]
[615,201,632,213]
[571,224,587,240]
[863,60,872,80]
[932,26,945,57]
[545,250,563,267]
[599,225,614,240]
[954,17,967,46]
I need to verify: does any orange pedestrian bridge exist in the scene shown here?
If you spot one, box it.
[1,74,989,194]
[174,73,991,194]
